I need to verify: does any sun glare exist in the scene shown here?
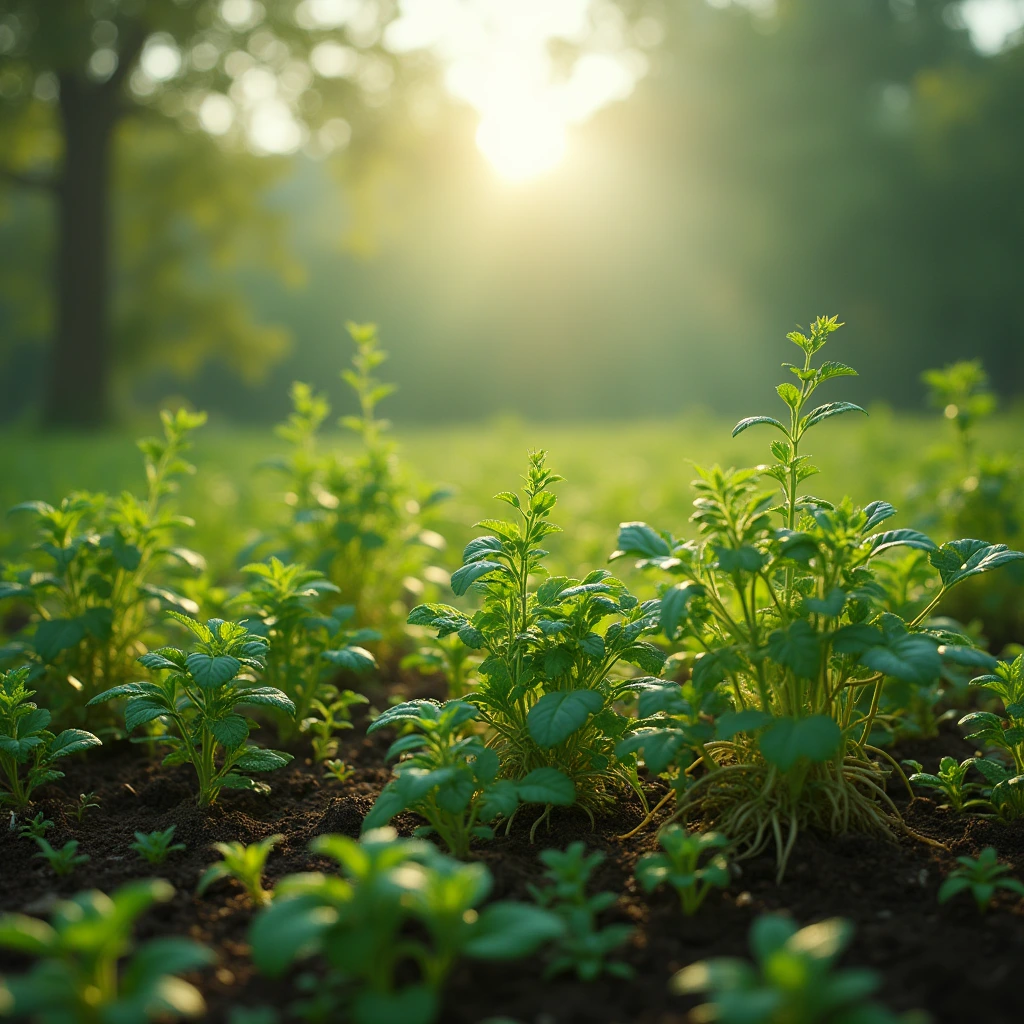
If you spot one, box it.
[385,0,652,184]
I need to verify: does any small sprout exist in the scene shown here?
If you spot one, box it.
[528,842,633,981]
[197,834,282,906]
[130,824,187,865]
[905,757,990,813]
[938,847,1024,913]
[673,914,925,1023]
[73,791,100,822]
[18,812,54,841]
[33,837,89,877]
[323,759,355,783]
[635,825,731,915]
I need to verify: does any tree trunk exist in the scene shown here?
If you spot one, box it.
[42,75,117,429]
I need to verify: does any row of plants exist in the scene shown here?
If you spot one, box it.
[3,315,1024,1023]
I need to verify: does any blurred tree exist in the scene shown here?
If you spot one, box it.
[0,0,416,427]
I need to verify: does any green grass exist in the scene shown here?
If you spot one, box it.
[2,409,1021,584]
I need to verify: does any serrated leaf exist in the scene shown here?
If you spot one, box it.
[930,540,1024,588]
[234,748,292,772]
[212,715,249,749]
[527,689,603,747]
[802,402,867,428]
[185,654,241,689]
[731,416,787,438]
[862,501,897,531]
[867,529,937,556]
[125,698,171,733]
[47,729,101,759]
[450,560,505,596]
[234,687,296,715]
[322,646,376,672]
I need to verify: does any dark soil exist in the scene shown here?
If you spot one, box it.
[2,706,1023,1024]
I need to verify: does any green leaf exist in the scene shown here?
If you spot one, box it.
[817,360,858,383]
[233,687,296,715]
[322,646,377,672]
[802,401,867,428]
[759,715,841,772]
[33,618,86,661]
[125,698,171,733]
[766,620,821,679]
[615,728,688,774]
[613,522,670,559]
[352,986,437,1024]
[47,729,101,759]
[715,709,773,740]
[715,546,765,573]
[234,748,292,772]
[185,654,241,689]
[868,529,937,556]
[249,895,339,976]
[450,560,504,596]
[660,582,705,639]
[776,383,801,410]
[368,699,443,733]
[862,501,897,531]
[860,633,941,684]
[478,780,520,820]
[516,767,575,806]
[804,588,846,617]
[527,689,604,748]
[731,416,787,438]
[930,540,1024,588]
[212,715,250,749]
[465,903,565,959]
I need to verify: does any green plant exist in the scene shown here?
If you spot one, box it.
[231,558,375,742]
[305,684,370,762]
[0,878,212,1021]
[672,915,923,1023]
[408,451,665,831]
[634,825,731,915]
[17,812,53,841]
[73,790,100,822]
[197,834,282,906]
[904,757,990,814]
[32,837,89,877]
[938,847,1024,913]
[0,409,207,717]
[130,825,186,866]
[264,325,449,643]
[0,667,100,809]
[323,759,355,783]
[528,842,633,981]
[249,827,563,1024]
[612,316,1023,877]
[363,698,577,854]
[88,615,294,807]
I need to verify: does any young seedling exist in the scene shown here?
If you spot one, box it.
[32,837,90,877]
[130,825,186,865]
[323,759,355,783]
[938,847,1024,913]
[0,878,212,1021]
[249,827,562,1024]
[73,790,100,822]
[88,615,294,806]
[528,842,633,981]
[611,316,1024,877]
[197,834,282,907]
[0,667,101,809]
[17,811,53,841]
[635,825,731,915]
[305,683,370,762]
[673,915,925,1023]
[904,757,990,813]
[363,698,566,857]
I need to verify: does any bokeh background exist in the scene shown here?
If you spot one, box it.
[1,0,1023,429]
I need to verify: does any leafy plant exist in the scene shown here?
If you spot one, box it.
[17,812,52,841]
[197,834,282,906]
[634,825,731,915]
[400,633,481,700]
[958,654,1024,820]
[904,757,990,813]
[938,847,1024,913]
[32,837,89,877]
[672,915,923,1023]
[87,615,294,806]
[249,827,563,1024]
[323,759,355,783]
[528,842,633,981]
[612,316,1024,877]
[0,878,212,1021]
[409,451,665,831]
[0,409,207,717]
[363,698,577,854]
[73,790,100,822]
[231,557,375,743]
[263,325,449,643]
[130,825,186,865]
[0,667,100,809]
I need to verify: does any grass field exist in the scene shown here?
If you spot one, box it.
[2,408,1022,584]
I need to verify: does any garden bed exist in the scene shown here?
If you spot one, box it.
[3,684,1022,1024]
